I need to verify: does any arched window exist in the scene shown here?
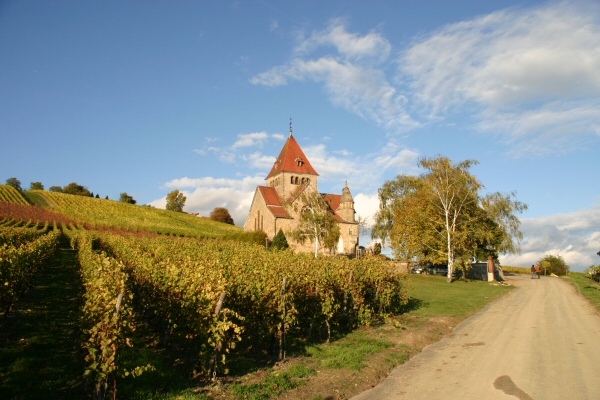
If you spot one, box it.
[290,176,294,184]
[294,177,299,185]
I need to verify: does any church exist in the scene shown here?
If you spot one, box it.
[243,124,359,256]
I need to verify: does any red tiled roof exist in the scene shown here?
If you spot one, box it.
[258,186,291,218]
[266,136,319,179]
[322,193,342,212]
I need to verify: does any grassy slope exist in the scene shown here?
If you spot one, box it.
[563,272,600,313]
[9,189,241,238]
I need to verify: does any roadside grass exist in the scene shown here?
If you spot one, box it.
[407,274,513,317]
[563,272,600,313]
[305,330,394,370]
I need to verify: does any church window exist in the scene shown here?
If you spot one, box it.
[290,176,294,184]
[294,177,299,185]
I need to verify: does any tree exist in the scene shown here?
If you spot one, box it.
[95,194,100,198]
[210,207,234,225]
[165,189,186,212]
[356,214,369,238]
[373,242,382,255]
[5,177,22,191]
[30,182,44,190]
[479,191,528,258]
[271,229,290,250]
[119,192,137,204]
[49,186,63,193]
[63,182,91,197]
[373,155,527,282]
[286,190,340,258]
[538,254,570,276]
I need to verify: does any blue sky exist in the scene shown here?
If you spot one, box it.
[1,1,599,270]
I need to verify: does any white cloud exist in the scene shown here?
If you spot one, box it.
[240,152,277,170]
[354,192,380,227]
[151,175,265,226]
[253,4,600,155]
[251,20,419,133]
[400,2,600,155]
[500,202,600,271]
[294,18,391,63]
[232,131,269,149]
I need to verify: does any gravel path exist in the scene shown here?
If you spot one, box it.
[352,274,600,400]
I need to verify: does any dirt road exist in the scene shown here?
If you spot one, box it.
[352,274,600,400]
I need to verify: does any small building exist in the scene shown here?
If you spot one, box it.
[243,125,359,255]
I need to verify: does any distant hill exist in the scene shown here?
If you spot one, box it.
[0,186,241,238]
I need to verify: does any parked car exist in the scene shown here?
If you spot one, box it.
[410,265,425,274]
[426,264,448,276]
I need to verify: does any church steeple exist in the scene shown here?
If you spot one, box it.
[338,181,355,222]
[266,123,318,180]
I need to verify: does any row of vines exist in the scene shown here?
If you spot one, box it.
[0,223,61,316]
[1,217,409,399]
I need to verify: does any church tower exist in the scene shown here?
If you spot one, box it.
[337,182,355,222]
[265,120,319,199]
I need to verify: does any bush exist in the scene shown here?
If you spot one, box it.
[587,264,600,283]
[538,254,570,276]
[271,229,289,250]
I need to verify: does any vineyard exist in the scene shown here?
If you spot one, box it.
[0,185,29,205]
[0,210,409,399]
[0,186,241,239]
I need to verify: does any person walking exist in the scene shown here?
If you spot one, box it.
[536,264,542,279]
[531,265,536,279]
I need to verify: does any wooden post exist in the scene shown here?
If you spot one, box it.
[279,277,287,361]
[487,256,494,282]
[208,292,227,380]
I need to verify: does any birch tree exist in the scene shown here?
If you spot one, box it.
[287,191,340,258]
[373,155,526,283]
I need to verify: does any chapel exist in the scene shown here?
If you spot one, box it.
[243,123,359,255]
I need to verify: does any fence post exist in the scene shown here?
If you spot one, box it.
[279,277,287,361]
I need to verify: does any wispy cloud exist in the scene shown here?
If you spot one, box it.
[195,131,284,165]
[251,19,419,132]
[401,1,600,156]
[253,3,600,156]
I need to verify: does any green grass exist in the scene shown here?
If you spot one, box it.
[229,364,316,400]
[563,272,600,313]
[20,191,49,207]
[305,330,393,370]
[406,274,513,317]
